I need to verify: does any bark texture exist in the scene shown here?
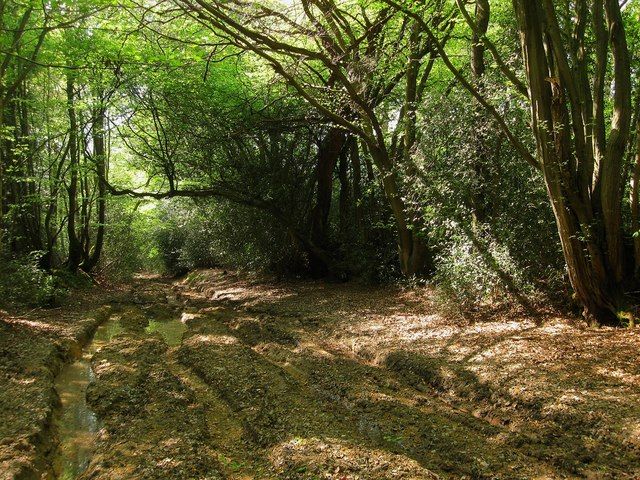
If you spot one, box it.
[512,0,632,325]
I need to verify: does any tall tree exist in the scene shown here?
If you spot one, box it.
[0,0,107,259]
[413,0,635,324]
[469,0,490,225]
[175,0,452,275]
[65,73,83,271]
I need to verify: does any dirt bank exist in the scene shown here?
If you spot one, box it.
[0,292,115,479]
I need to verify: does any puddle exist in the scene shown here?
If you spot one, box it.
[51,360,98,479]
[51,310,187,478]
[145,317,187,347]
[51,316,123,479]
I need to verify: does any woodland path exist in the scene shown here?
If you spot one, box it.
[1,270,639,479]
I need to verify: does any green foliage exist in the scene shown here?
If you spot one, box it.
[153,198,307,275]
[0,253,63,308]
[433,229,538,313]
[410,87,564,310]
[1,0,638,320]
[101,198,164,279]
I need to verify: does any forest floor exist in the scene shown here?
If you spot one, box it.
[1,269,639,479]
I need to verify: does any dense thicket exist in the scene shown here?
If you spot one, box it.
[0,0,638,325]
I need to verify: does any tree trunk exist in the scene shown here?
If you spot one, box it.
[66,75,83,272]
[369,144,428,276]
[632,108,640,277]
[0,100,4,254]
[351,138,363,236]
[82,104,107,272]
[470,0,490,225]
[598,0,632,285]
[513,0,631,325]
[338,139,350,236]
[17,82,42,252]
[1,92,40,254]
[80,169,91,260]
[308,126,347,275]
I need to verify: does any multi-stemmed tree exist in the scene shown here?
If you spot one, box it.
[395,0,637,324]
[174,0,454,275]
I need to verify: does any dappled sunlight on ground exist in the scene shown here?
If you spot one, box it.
[269,437,440,479]
[2,269,639,478]
[180,269,640,477]
[187,333,240,345]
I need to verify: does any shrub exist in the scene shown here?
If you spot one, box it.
[412,89,565,311]
[434,227,539,315]
[153,198,302,275]
[101,197,165,279]
[0,252,64,308]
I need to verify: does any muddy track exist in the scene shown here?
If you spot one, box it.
[4,271,639,479]
[69,276,553,479]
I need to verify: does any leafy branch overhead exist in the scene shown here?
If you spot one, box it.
[0,0,639,326]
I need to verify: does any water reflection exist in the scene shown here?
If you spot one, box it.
[51,317,123,479]
[145,317,187,347]
[51,311,187,478]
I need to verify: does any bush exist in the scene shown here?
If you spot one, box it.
[434,227,539,314]
[153,198,305,275]
[0,252,64,308]
[411,88,565,311]
[101,197,165,279]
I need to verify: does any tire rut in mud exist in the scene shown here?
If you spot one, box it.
[71,281,563,479]
[79,308,224,480]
